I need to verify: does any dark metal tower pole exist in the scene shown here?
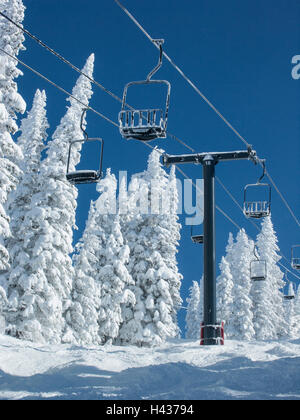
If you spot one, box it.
[162,148,257,346]
[202,155,217,345]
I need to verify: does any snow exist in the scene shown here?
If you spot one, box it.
[0,334,300,400]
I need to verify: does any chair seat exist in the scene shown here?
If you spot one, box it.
[244,211,270,219]
[120,125,166,142]
[66,170,100,185]
[251,276,266,281]
[191,235,204,244]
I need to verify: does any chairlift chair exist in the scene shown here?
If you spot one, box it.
[191,225,204,244]
[291,245,300,270]
[119,39,171,142]
[284,280,295,301]
[66,109,104,185]
[243,159,271,219]
[250,245,267,281]
[250,260,267,281]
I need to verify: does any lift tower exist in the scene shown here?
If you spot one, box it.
[163,149,257,345]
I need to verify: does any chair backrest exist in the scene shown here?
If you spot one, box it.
[66,137,104,184]
[244,183,271,218]
[119,80,171,141]
[291,246,300,269]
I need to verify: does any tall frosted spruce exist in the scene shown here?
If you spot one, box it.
[0,0,26,272]
[69,169,135,346]
[21,55,95,344]
[5,90,48,341]
[120,149,182,346]
[185,280,201,340]
[216,233,235,338]
[254,216,287,339]
[229,229,255,341]
[293,285,300,337]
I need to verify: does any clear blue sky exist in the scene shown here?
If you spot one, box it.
[18,0,300,332]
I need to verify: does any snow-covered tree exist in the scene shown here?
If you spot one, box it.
[229,229,255,341]
[164,166,183,324]
[0,0,26,271]
[69,169,135,346]
[217,233,238,339]
[255,216,287,339]
[16,89,48,169]
[293,285,300,337]
[67,201,102,346]
[185,280,201,339]
[0,284,7,334]
[3,90,48,341]
[6,55,95,344]
[120,149,182,347]
[216,255,234,333]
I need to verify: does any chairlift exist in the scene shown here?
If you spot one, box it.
[243,159,271,219]
[66,109,104,185]
[119,39,171,142]
[291,245,300,270]
[250,245,267,281]
[284,274,295,300]
[191,225,204,244]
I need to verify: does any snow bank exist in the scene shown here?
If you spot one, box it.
[0,335,300,400]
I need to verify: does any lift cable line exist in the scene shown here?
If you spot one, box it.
[142,142,243,231]
[144,144,300,284]
[113,0,300,230]
[0,45,242,237]
[264,168,300,228]
[0,47,119,129]
[0,30,297,283]
[0,8,298,227]
[162,149,299,344]
[215,176,300,282]
[0,11,124,106]
[2,40,298,344]
[113,0,251,149]
[0,10,195,154]
[1,9,298,227]
[2,44,296,282]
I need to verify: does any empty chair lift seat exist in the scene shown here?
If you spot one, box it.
[244,201,270,219]
[66,169,101,185]
[119,109,166,142]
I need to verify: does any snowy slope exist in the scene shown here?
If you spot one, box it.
[0,335,300,400]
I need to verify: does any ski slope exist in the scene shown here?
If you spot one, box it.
[0,335,300,400]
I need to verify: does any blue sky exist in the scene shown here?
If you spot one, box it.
[17,0,300,332]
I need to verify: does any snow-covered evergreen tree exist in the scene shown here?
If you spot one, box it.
[293,285,300,337]
[0,0,26,271]
[185,280,201,339]
[120,149,182,347]
[229,229,255,341]
[164,166,183,324]
[69,169,135,346]
[3,90,48,341]
[216,255,234,333]
[0,284,7,334]
[255,216,287,339]
[217,233,237,338]
[8,55,95,344]
[67,201,102,346]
